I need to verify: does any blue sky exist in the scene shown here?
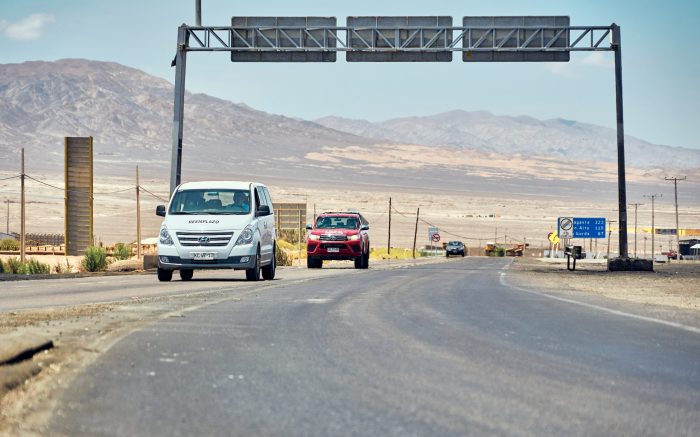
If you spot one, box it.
[1,0,699,150]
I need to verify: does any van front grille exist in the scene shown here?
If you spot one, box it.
[176,232,233,247]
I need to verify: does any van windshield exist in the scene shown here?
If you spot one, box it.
[168,189,251,215]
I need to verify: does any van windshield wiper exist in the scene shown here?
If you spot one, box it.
[169,211,200,215]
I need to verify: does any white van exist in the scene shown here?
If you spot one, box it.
[155,181,276,282]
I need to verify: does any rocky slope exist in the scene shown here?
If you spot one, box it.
[315,111,700,170]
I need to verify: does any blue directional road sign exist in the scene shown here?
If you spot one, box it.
[572,217,606,238]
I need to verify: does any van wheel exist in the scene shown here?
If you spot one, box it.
[157,268,172,282]
[262,246,276,280]
[180,269,193,281]
[246,248,261,281]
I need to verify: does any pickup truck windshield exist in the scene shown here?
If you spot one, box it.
[315,216,359,229]
[168,189,251,215]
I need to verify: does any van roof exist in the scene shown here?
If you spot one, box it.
[177,181,262,191]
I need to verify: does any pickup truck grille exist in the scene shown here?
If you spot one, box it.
[176,232,233,247]
[320,234,348,241]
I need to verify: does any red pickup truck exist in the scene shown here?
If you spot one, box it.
[306,212,370,269]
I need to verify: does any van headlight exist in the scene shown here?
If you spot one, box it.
[235,225,255,246]
[159,227,174,245]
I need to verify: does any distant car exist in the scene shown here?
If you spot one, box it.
[446,241,465,257]
[306,212,370,269]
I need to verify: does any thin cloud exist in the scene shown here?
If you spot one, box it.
[545,51,615,78]
[580,51,614,69]
[2,13,54,41]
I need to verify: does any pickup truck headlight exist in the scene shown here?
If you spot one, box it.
[235,225,255,246]
[307,234,319,241]
[347,234,360,241]
[159,227,174,245]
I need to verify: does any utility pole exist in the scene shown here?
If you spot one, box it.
[5,199,9,234]
[665,176,685,261]
[629,202,643,258]
[494,216,498,246]
[644,194,661,262]
[20,148,26,263]
[412,207,420,259]
[136,166,142,259]
[195,0,201,26]
[298,209,302,266]
[387,197,392,255]
[606,220,616,262]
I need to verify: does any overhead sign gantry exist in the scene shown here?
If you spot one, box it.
[169,15,629,258]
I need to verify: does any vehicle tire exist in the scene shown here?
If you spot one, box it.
[179,269,193,281]
[157,268,172,282]
[362,249,370,269]
[446,253,450,258]
[246,248,261,281]
[354,256,363,269]
[307,256,317,269]
[262,246,276,280]
[461,252,465,257]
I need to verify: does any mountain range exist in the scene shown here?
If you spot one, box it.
[0,59,698,192]
[314,112,700,169]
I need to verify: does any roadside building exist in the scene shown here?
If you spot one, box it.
[679,239,700,260]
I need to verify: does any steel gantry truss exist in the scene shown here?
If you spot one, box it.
[169,18,630,259]
[184,25,614,53]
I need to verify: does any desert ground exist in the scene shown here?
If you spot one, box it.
[1,169,698,258]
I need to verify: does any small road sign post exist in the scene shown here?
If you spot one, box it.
[428,227,439,255]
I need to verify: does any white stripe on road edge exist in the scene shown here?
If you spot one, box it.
[499,271,700,335]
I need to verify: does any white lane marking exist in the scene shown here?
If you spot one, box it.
[499,272,700,335]
[306,298,331,304]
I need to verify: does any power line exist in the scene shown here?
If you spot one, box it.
[95,186,134,195]
[0,175,20,182]
[139,186,169,202]
[24,174,135,196]
[391,204,501,242]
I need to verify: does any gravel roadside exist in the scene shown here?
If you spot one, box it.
[507,257,700,311]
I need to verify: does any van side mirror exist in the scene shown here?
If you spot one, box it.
[156,205,166,217]
[360,224,369,231]
[256,205,270,217]
[306,224,312,230]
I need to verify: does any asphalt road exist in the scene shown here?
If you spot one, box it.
[48,258,700,436]
[0,266,361,311]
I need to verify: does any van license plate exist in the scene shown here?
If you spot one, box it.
[327,248,340,253]
[193,252,215,260]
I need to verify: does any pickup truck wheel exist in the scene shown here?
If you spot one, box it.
[354,256,363,269]
[307,256,316,269]
[362,249,370,269]
[179,269,193,281]
[157,268,172,282]
[262,246,276,280]
[246,249,261,281]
